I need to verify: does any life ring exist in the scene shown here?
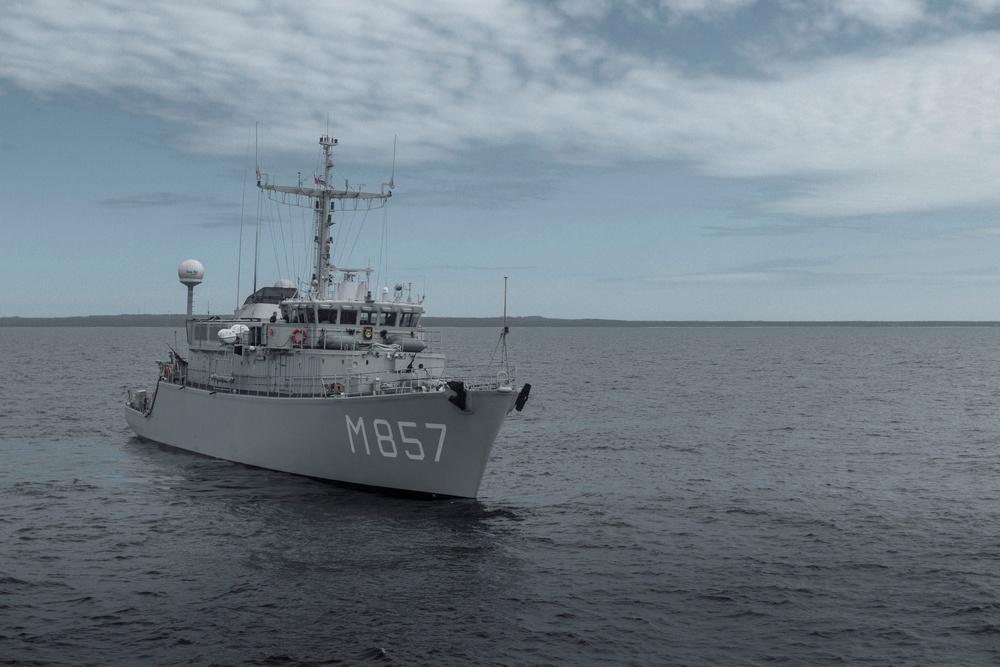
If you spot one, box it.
[268,328,274,337]
[291,328,307,344]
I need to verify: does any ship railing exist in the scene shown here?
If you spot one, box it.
[420,329,441,353]
[445,365,518,391]
[179,364,515,399]
[157,358,188,386]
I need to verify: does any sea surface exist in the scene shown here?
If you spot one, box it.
[3,325,1000,666]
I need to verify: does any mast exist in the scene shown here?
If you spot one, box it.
[502,276,509,369]
[315,135,336,298]
[256,134,394,299]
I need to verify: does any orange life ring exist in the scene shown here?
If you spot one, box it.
[291,328,307,344]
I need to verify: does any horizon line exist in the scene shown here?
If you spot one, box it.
[2,314,1000,328]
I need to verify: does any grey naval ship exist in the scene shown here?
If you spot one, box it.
[125,134,530,498]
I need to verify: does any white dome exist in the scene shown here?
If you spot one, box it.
[274,278,294,288]
[178,259,205,287]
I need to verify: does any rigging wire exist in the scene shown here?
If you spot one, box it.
[342,206,371,269]
[376,201,389,298]
[252,126,262,295]
[488,331,504,368]
[301,201,311,292]
[487,277,511,372]
[236,127,252,307]
[263,192,282,285]
[335,206,349,265]
[251,137,394,297]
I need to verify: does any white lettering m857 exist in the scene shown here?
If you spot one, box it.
[346,416,447,462]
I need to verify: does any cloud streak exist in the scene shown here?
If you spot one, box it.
[99,192,224,208]
[1,0,997,219]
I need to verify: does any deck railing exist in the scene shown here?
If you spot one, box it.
[158,358,514,399]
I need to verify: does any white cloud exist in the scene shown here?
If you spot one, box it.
[958,0,1000,13]
[554,0,615,19]
[657,270,785,284]
[644,34,1000,216]
[659,0,757,18]
[834,0,927,30]
[1,0,997,218]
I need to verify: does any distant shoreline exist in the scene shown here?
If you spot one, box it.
[2,314,999,328]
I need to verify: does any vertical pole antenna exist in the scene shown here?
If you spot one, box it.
[502,276,509,365]
[253,123,260,294]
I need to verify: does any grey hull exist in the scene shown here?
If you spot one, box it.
[125,382,518,498]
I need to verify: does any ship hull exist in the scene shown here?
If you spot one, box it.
[125,382,518,498]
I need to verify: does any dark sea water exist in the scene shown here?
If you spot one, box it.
[3,325,1000,666]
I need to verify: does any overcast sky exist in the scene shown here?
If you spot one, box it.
[2,0,999,320]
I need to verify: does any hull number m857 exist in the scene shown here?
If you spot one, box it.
[346,416,448,462]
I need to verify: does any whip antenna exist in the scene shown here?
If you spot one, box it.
[502,276,509,367]
[382,135,397,194]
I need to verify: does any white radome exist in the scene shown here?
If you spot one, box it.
[178,259,205,287]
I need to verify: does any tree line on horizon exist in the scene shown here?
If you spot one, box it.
[2,314,997,328]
